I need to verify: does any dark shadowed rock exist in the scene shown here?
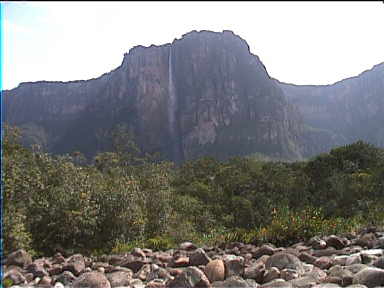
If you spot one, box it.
[325,235,348,250]
[190,248,211,266]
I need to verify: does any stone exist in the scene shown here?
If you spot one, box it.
[48,264,63,276]
[303,266,327,282]
[121,257,150,273]
[325,235,348,250]
[166,266,210,288]
[63,253,86,276]
[312,284,342,288]
[189,248,211,266]
[180,242,198,251]
[205,259,225,282]
[356,234,377,249]
[54,282,65,288]
[54,271,77,286]
[147,264,173,282]
[345,264,370,274]
[105,271,132,287]
[212,275,258,287]
[263,267,281,283]
[309,236,327,250]
[261,278,293,288]
[223,254,245,278]
[288,276,317,288]
[352,267,384,288]
[3,268,27,285]
[244,262,264,283]
[298,252,316,264]
[52,253,66,264]
[346,254,362,266]
[38,275,53,285]
[132,248,146,258]
[252,245,276,259]
[265,252,305,275]
[73,271,111,288]
[373,256,384,269]
[314,256,333,269]
[6,249,33,268]
[280,268,299,281]
[172,256,190,268]
[26,262,49,278]
[333,255,349,266]
[135,264,152,281]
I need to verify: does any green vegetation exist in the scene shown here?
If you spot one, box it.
[3,124,384,257]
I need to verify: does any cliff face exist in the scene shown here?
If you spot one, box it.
[4,30,303,162]
[277,62,384,156]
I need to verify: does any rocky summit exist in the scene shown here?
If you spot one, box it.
[3,230,384,288]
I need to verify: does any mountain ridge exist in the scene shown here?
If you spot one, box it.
[3,30,384,162]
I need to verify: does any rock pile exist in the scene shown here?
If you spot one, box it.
[3,230,384,288]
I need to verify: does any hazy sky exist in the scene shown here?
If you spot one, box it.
[2,1,384,90]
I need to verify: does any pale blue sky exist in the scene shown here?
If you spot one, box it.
[2,1,384,90]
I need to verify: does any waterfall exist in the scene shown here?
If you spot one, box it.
[168,45,180,163]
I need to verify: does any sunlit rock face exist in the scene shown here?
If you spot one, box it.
[4,30,305,162]
[277,62,384,157]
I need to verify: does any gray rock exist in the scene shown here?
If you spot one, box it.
[352,267,384,288]
[73,271,111,288]
[265,252,305,275]
[313,256,333,269]
[373,256,384,269]
[252,245,276,259]
[64,253,86,276]
[244,262,264,283]
[223,255,245,278]
[345,264,370,274]
[263,267,280,283]
[212,275,257,287]
[288,276,317,288]
[166,266,210,288]
[280,268,299,281]
[346,254,362,266]
[53,271,77,286]
[312,284,341,288]
[105,271,132,288]
[309,236,327,250]
[261,278,292,288]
